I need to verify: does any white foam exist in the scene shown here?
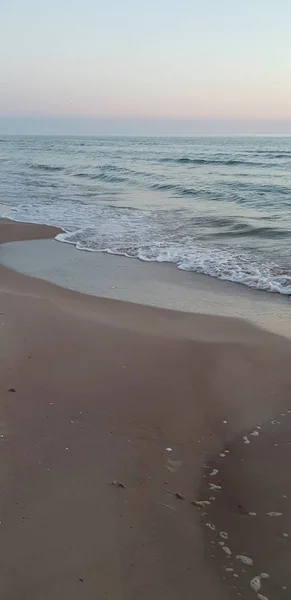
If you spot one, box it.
[243,436,250,444]
[210,469,219,477]
[266,512,282,517]
[209,483,222,491]
[6,198,291,297]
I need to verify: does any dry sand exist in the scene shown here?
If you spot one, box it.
[1,219,291,600]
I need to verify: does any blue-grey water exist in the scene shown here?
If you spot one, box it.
[1,135,291,295]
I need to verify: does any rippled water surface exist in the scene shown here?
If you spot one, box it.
[1,135,291,294]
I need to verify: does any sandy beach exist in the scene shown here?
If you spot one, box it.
[1,219,291,600]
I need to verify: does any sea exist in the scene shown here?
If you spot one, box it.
[1,135,291,296]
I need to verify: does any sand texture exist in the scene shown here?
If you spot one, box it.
[1,220,291,600]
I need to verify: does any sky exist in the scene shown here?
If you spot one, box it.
[1,0,291,134]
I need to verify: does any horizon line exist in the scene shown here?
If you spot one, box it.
[1,132,291,137]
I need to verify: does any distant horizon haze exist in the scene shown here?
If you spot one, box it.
[1,117,291,136]
[1,0,291,135]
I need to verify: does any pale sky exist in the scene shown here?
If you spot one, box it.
[1,0,291,134]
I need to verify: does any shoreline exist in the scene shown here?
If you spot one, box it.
[0,216,290,339]
[1,219,291,599]
[3,207,291,301]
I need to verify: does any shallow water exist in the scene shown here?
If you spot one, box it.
[1,135,291,295]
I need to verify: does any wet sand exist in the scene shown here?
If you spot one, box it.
[1,235,291,339]
[201,415,291,599]
[1,219,291,600]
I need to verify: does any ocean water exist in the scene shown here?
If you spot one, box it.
[1,135,291,295]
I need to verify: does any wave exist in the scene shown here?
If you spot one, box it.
[159,157,269,167]
[3,134,291,298]
[56,229,291,296]
[74,164,154,180]
[223,179,291,197]
[29,163,64,172]
[150,182,199,196]
[43,201,290,297]
[6,198,291,297]
[75,171,128,183]
[272,153,291,159]
[90,173,127,183]
[212,223,290,239]
[250,150,291,157]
